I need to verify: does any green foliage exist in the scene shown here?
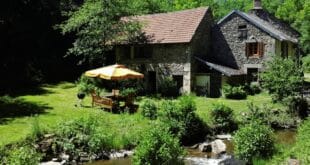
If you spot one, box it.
[140,99,158,120]
[244,103,297,128]
[120,87,137,97]
[31,116,43,139]
[76,75,104,95]
[159,95,208,144]
[118,79,145,95]
[302,55,310,72]
[54,115,115,156]
[222,84,247,99]
[283,96,308,119]
[5,144,41,165]
[132,123,184,165]
[260,55,303,101]
[210,103,236,133]
[292,118,310,164]
[245,82,262,95]
[59,0,141,64]
[158,77,178,97]
[234,121,275,162]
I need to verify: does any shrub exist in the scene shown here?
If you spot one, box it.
[260,55,303,101]
[302,55,310,73]
[243,103,297,128]
[245,82,261,95]
[159,100,185,137]
[118,79,145,95]
[6,145,42,165]
[54,115,115,157]
[120,87,137,97]
[140,99,158,120]
[234,121,274,162]
[132,123,184,165]
[222,84,247,99]
[284,96,308,119]
[159,96,208,144]
[210,103,237,133]
[76,75,99,95]
[158,77,178,97]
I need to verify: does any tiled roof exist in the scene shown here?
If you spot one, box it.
[218,10,298,43]
[195,57,245,76]
[124,7,209,44]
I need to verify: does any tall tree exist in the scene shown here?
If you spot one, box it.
[59,0,145,65]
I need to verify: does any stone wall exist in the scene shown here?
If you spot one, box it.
[116,44,192,93]
[212,13,276,70]
[191,9,213,92]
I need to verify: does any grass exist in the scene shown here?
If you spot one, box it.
[195,93,284,124]
[0,82,150,146]
[0,82,284,147]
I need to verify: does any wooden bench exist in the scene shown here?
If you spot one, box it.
[91,92,114,112]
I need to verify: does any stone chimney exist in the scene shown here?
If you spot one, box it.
[253,0,262,9]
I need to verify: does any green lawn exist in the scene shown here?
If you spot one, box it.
[0,82,283,146]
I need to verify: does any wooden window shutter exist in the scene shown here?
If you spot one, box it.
[258,42,264,57]
[246,43,250,57]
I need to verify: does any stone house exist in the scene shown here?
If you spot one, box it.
[115,0,299,97]
[196,0,300,97]
[115,7,213,94]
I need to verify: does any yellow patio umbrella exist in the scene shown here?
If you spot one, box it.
[85,64,144,80]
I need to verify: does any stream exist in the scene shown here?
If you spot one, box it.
[87,129,296,165]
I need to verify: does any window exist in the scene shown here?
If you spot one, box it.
[238,25,247,39]
[134,45,152,59]
[246,42,264,58]
[247,68,259,82]
[281,42,288,58]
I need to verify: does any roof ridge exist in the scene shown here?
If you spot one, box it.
[133,7,209,17]
[217,10,298,43]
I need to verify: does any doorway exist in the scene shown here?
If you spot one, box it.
[148,71,156,93]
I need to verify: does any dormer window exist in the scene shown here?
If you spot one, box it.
[238,25,247,39]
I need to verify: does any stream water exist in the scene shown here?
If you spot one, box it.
[87,129,296,165]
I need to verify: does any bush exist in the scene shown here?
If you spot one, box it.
[54,115,114,157]
[6,145,42,165]
[234,121,274,162]
[76,75,100,95]
[159,95,208,144]
[284,96,308,119]
[158,77,178,97]
[245,82,261,95]
[210,103,237,133]
[260,55,303,101]
[118,79,145,95]
[243,103,297,128]
[140,99,158,120]
[132,123,184,165]
[120,87,137,97]
[302,55,310,73]
[222,84,247,99]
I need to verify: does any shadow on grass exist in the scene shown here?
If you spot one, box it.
[0,96,52,124]
[0,86,54,97]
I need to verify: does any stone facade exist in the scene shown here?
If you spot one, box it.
[212,13,276,70]
[116,9,213,93]
[116,44,192,92]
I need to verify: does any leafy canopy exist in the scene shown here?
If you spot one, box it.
[260,55,303,101]
[59,0,141,64]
